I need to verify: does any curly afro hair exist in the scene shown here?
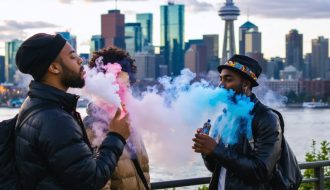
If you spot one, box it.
[89,46,137,83]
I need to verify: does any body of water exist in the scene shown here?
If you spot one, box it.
[1,107,329,187]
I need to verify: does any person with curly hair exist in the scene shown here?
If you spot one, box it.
[84,46,150,190]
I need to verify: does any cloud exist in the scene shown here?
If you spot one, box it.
[176,0,215,13]
[0,33,26,41]
[59,0,214,13]
[235,0,330,19]
[59,0,148,4]
[0,20,58,31]
[79,40,91,46]
[0,20,59,42]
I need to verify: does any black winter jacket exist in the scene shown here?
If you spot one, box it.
[15,81,126,190]
[203,94,282,190]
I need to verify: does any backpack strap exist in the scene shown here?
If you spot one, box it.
[16,102,59,130]
[269,108,285,134]
[131,158,150,190]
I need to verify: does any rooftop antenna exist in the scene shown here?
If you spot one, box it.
[115,0,118,10]
[247,8,250,21]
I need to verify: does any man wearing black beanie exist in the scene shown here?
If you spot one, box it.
[14,33,130,190]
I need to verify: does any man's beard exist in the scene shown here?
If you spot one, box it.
[60,63,85,88]
[231,84,245,103]
[235,83,245,95]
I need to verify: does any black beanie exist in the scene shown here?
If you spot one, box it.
[15,33,67,80]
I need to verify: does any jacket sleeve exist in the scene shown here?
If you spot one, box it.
[38,112,125,190]
[202,154,217,172]
[210,111,282,183]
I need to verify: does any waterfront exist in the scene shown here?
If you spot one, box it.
[1,107,329,184]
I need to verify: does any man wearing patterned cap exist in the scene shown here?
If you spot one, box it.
[193,54,283,189]
[14,33,130,190]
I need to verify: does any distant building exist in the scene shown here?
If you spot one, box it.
[125,23,142,56]
[158,64,168,78]
[184,44,207,73]
[136,13,153,51]
[239,21,257,55]
[265,78,330,101]
[300,79,330,100]
[90,35,105,54]
[134,52,157,80]
[184,39,203,51]
[286,29,303,71]
[303,53,312,79]
[5,39,22,83]
[203,34,220,70]
[267,57,284,79]
[280,65,302,80]
[160,2,185,76]
[265,80,299,94]
[246,52,267,74]
[101,10,125,49]
[311,36,328,79]
[70,35,77,51]
[245,27,261,54]
[0,56,5,83]
[56,32,77,51]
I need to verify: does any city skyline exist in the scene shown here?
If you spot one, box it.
[0,0,330,58]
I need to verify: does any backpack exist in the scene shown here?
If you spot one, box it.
[0,103,54,190]
[270,109,303,190]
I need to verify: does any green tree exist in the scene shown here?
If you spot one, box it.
[198,185,208,190]
[299,140,330,190]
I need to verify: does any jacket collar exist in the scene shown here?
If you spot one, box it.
[28,81,79,112]
[249,93,261,114]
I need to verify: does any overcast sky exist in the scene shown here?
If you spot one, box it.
[0,0,330,59]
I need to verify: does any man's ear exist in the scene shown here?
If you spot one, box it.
[48,62,61,74]
[243,80,251,88]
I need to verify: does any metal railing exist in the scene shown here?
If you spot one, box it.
[151,160,330,190]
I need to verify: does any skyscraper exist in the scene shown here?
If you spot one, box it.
[303,53,312,79]
[203,34,220,71]
[185,39,203,51]
[134,52,157,80]
[71,35,77,51]
[101,10,125,49]
[125,23,142,56]
[286,29,303,71]
[0,56,5,83]
[136,13,153,51]
[160,2,185,76]
[219,0,240,63]
[56,32,77,51]
[311,36,329,79]
[5,39,22,83]
[184,44,207,73]
[267,57,284,79]
[239,21,257,55]
[203,35,219,59]
[90,35,105,54]
[245,27,261,54]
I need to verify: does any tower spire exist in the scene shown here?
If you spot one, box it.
[219,0,240,63]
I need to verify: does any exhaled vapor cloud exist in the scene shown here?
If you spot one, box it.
[235,0,330,19]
